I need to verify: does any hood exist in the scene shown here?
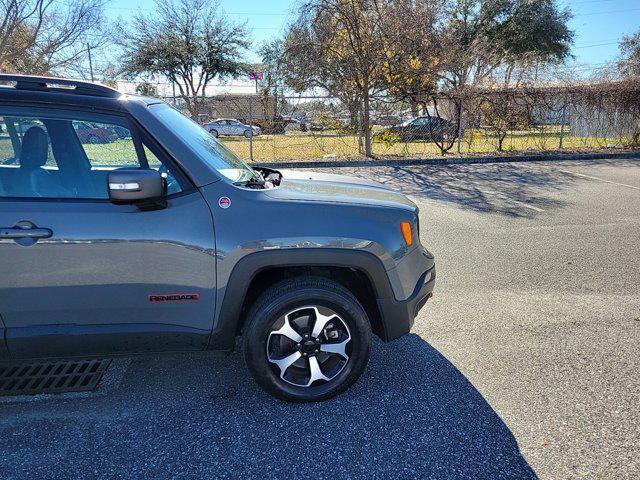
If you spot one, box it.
[264,169,417,211]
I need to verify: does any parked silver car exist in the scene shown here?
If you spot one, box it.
[204,118,261,138]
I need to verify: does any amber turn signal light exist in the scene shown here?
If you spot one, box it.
[400,221,412,246]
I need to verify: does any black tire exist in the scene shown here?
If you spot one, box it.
[87,134,100,144]
[243,276,372,402]
[243,129,252,138]
[209,129,219,138]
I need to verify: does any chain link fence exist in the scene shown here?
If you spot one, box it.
[162,80,640,163]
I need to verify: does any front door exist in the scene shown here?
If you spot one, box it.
[0,107,216,358]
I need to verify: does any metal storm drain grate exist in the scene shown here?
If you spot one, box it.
[0,359,112,396]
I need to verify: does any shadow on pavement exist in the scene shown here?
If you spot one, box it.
[0,334,537,479]
[341,162,575,217]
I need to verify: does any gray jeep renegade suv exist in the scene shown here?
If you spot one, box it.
[0,75,435,402]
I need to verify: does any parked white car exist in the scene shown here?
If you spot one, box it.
[204,118,262,138]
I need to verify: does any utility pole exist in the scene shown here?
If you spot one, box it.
[87,44,94,82]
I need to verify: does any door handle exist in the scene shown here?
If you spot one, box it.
[1,221,53,246]
[0,227,53,239]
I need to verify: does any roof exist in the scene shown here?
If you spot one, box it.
[0,73,161,111]
[0,74,119,97]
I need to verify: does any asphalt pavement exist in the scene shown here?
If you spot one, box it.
[1,158,638,479]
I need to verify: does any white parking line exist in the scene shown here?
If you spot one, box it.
[481,190,545,212]
[559,170,640,191]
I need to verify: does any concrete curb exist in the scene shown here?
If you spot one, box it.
[253,150,639,169]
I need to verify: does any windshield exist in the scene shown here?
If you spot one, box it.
[151,103,254,183]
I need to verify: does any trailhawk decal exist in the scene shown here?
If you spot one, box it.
[148,293,200,303]
[218,196,231,209]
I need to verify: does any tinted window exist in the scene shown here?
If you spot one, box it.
[0,114,182,199]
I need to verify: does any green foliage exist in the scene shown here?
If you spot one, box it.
[444,0,573,78]
[496,0,573,63]
[119,0,249,118]
[135,81,158,97]
[258,38,287,97]
[373,129,400,148]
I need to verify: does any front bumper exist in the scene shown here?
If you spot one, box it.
[376,264,436,341]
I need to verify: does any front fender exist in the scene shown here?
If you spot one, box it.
[208,248,395,350]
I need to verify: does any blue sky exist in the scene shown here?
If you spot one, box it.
[106,0,640,79]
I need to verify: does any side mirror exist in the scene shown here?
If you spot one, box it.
[108,168,165,208]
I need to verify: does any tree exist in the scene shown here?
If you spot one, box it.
[256,39,287,127]
[119,0,249,121]
[285,0,417,157]
[135,80,158,97]
[0,0,106,75]
[283,7,361,134]
[619,30,640,77]
[258,38,287,98]
[427,0,573,152]
[375,0,442,117]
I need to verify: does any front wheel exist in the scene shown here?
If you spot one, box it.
[243,277,372,402]
[243,129,252,138]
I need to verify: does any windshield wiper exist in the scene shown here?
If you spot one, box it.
[233,172,266,188]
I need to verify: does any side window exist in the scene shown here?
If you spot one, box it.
[72,120,183,197]
[0,116,55,166]
[144,144,183,196]
[72,120,139,169]
[0,114,183,199]
[0,116,59,198]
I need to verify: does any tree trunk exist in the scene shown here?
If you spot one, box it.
[498,131,506,151]
[357,105,364,155]
[363,89,372,158]
[456,100,464,154]
[349,101,359,128]
[410,99,420,117]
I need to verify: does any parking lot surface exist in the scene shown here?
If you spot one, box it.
[1,158,638,479]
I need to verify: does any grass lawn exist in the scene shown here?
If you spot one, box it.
[219,128,628,162]
[1,129,630,167]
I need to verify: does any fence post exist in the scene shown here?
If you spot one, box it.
[357,106,364,155]
[457,101,463,154]
[559,101,567,150]
[248,96,254,162]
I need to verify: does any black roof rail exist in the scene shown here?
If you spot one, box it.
[0,74,120,98]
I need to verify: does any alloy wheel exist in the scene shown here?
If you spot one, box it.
[266,306,351,387]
